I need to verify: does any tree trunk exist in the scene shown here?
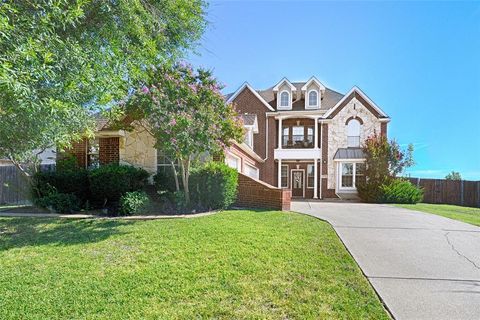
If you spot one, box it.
[170,160,180,192]
[181,157,190,205]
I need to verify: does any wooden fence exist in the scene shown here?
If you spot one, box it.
[405,177,480,208]
[0,165,55,205]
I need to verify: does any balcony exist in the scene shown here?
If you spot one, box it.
[282,135,314,149]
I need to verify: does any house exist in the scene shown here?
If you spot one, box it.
[223,77,390,199]
[63,76,389,200]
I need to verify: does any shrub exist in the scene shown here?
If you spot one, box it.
[153,168,180,192]
[357,180,384,203]
[89,164,149,207]
[32,169,90,204]
[380,179,423,204]
[190,162,238,210]
[119,191,149,216]
[35,193,80,213]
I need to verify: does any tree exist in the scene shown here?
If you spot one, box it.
[0,0,207,176]
[123,63,244,204]
[445,171,462,180]
[357,134,415,202]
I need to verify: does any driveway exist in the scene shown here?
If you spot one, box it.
[291,201,480,320]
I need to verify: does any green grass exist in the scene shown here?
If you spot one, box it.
[395,203,480,226]
[0,210,388,319]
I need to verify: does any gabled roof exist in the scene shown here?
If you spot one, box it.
[323,86,389,119]
[301,76,326,92]
[272,77,297,92]
[226,82,275,111]
[240,114,258,133]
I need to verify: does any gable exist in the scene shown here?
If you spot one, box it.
[227,83,275,112]
[324,87,389,119]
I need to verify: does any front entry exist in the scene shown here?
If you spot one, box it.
[291,170,304,198]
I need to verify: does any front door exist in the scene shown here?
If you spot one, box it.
[291,170,304,197]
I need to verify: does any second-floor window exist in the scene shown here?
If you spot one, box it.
[282,125,314,148]
[280,91,290,107]
[308,90,318,107]
[347,119,361,147]
[244,128,254,148]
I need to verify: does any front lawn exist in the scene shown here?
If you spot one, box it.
[0,210,388,319]
[395,203,480,226]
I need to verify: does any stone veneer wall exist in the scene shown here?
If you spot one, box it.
[119,122,157,174]
[327,97,382,189]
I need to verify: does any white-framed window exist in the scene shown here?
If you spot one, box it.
[339,162,365,189]
[244,128,254,148]
[292,126,304,144]
[280,91,290,107]
[307,164,315,188]
[281,164,289,188]
[244,163,259,179]
[226,153,241,171]
[157,149,179,174]
[308,90,318,107]
[87,138,100,168]
[347,119,361,147]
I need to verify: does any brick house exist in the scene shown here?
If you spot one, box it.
[223,77,390,199]
[65,76,389,201]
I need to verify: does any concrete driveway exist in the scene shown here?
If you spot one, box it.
[291,201,480,320]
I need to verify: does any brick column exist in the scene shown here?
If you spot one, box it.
[99,137,120,165]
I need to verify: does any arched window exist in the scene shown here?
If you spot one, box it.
[308,90,318,106]
[280,91,290,107]
[347,119,361,147]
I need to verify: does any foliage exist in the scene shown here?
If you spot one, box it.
[89,164,149,206]
[122,63,244,204]
[380,179,423,204]
[32,169,90,204]
[35,193,80,213]
[153,169,180,193]
[56,154,80,172]
[357,134,415,203]
[119,191,149,216]
[190,162,238,210]
[0,211,389,319]
[445,171,462,180]
[0,0,207,175]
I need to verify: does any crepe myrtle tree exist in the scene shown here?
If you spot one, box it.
[123,63,244,204]
[0,0,207,177]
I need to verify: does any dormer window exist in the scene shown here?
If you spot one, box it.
[280,91,290,107]
[308,90,318,107]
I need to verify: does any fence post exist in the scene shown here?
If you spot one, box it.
[417,177,420,187]
[460,180,464,206]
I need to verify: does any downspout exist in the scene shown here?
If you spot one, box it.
[319,120,323,199]
[264,113,268,161]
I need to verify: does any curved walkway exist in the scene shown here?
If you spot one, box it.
[292,200,480,320]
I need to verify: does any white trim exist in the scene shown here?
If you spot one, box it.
[233,142,264,163]
[306,164,315,189]
[323,86,389,119]
[225,152,241,172]
[306,89,319,109]
[301,76,326,92]
[336,161,365,193]
[273,77,297,92]
[226,82,275,111]
[290,169,305,198]
[278,90,292,110]
[266,110,327,117]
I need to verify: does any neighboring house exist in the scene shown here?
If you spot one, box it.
[0,148,56,166]
[224,76,390,199]
[63,76,389,200]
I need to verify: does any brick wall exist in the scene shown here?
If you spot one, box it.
[236,173,291,211]
[99,137,120,165]
[62,139,87,168]
[381,122,388,136]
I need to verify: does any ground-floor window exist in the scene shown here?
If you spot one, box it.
[339,162,365,189]
[306,164,315,188]
[157,149,179,174]
[281,165,289,188]
[87,138,100,168]
[226,153,241,172]
[244,163,259,179]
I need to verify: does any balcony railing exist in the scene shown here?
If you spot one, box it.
[282,135,314,148]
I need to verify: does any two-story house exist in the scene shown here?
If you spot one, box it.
[224,76,390,199]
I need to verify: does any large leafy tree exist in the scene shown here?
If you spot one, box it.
[0,0,207,175]
[445,171,462,180]
[123,63,244,204]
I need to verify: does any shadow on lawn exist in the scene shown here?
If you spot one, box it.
[0,218,136,251]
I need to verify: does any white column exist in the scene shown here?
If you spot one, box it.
[313,158,318,199]
[278,159,282,188]
[314,117,319,149]
[278,117,283,149]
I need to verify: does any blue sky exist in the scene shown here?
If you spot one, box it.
[188,1,480,180]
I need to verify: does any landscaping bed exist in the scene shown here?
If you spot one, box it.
[0,210,389,319]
